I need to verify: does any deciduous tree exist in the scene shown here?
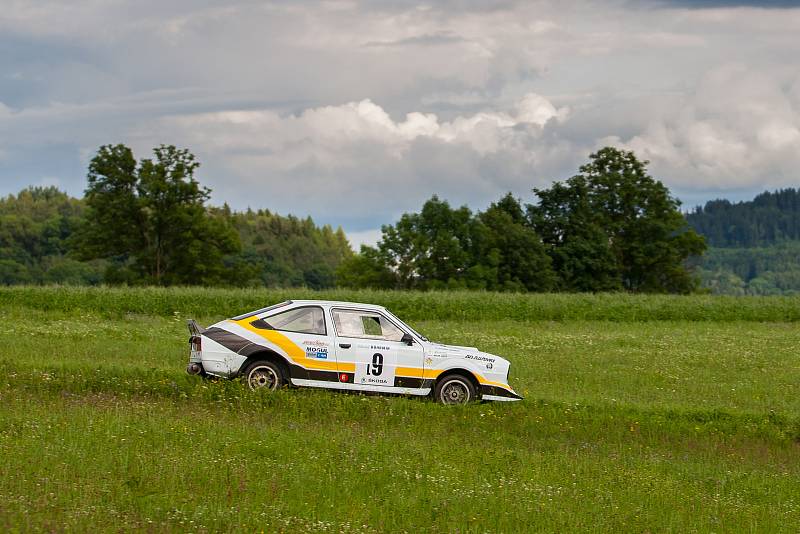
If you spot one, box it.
[479,194,555,291]
[75,144,240,285]
[529,147,706,293]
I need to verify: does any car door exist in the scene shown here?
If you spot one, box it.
[255,305,337,382]
[331,308,424,390]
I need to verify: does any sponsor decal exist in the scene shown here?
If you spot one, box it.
[357,344,390,351]
[465,354,496,363]
[486,362,493,370]
[360,376,391,385]
[302,339,329,359]
[424,357,433,365]
[305,346,328,359]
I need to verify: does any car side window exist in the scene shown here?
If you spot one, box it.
[362,316,382,336]
[333,310,364,337]
[264,306,326,335]
[332,309,404,342]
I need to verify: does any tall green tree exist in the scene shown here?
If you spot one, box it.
[75,144,240,285]
[479,194,555,291]
[377,196,486,289]
[528,177,621,292]
[341,195,555,292]
[530,147,706,293]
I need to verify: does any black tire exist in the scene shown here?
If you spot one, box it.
[242,360,285,392]
[434,374,476,405]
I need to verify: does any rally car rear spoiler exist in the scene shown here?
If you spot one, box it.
[187,320,206,376]
[187,319,205,336]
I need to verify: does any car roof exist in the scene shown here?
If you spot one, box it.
[230,299,390,321]
[288,299,387,311]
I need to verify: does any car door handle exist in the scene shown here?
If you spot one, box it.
[339,343,351,349]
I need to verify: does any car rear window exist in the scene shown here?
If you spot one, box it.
[263,306,326,335]
[231,301,292,321]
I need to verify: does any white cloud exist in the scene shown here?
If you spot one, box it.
[347,228,383,250]
[142,93,571,225]
[757,122,800,150]
[616,64,800,190]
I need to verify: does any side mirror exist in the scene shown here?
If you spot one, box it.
[401,333,414,346]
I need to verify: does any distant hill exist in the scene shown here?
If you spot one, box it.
[688,188,800,295]
[687,188,800,248]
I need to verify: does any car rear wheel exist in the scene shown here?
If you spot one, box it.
[242,361,284,392]
[435,374,476,405]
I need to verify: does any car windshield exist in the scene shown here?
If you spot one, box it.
[384,309,429,342]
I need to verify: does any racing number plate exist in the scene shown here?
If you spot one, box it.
[353,344,396,387]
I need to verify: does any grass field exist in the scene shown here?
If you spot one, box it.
[1,287,799,532]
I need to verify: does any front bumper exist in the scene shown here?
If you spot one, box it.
[479,383,523,401]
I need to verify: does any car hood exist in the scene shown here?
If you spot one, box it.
[425,342,506,363]
[426,342,478,355]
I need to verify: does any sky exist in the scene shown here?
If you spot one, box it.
[2,0,800,248]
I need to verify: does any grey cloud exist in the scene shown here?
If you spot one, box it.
[1,0,799,234]
[654,0,800,7]
[362,32,468,47]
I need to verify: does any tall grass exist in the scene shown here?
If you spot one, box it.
[4,285,800,322]
[4,306,799,415]
[2,289,800,531]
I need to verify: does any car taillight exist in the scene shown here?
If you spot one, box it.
[190,336,201,351]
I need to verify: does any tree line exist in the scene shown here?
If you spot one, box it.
[698,243,800,296]
[686,188,800,295]
[1,144,708,292]
[338,147,706,293]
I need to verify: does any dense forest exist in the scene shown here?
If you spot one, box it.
[0,186,350,288]
[687,189,800,295]
[687,189,800,247]
[0,186,92,285]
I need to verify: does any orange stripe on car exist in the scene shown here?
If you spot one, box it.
[232,319,356,372]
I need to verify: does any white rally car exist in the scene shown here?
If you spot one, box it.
[187,300,521,404]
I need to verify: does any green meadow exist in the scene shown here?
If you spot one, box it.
[1,287,799,532]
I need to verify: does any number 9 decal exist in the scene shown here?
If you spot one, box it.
[367,353,383,376]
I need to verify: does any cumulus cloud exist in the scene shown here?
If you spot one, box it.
[142,93,571,226]
[613,64,800,191]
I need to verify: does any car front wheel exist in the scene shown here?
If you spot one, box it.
[435,374,476,405]
[242,360,284,392]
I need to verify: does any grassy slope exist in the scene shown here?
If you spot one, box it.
[1,289,799,532]
[3,285,800,321]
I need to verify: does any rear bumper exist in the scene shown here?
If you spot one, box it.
[187,319,206,376]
